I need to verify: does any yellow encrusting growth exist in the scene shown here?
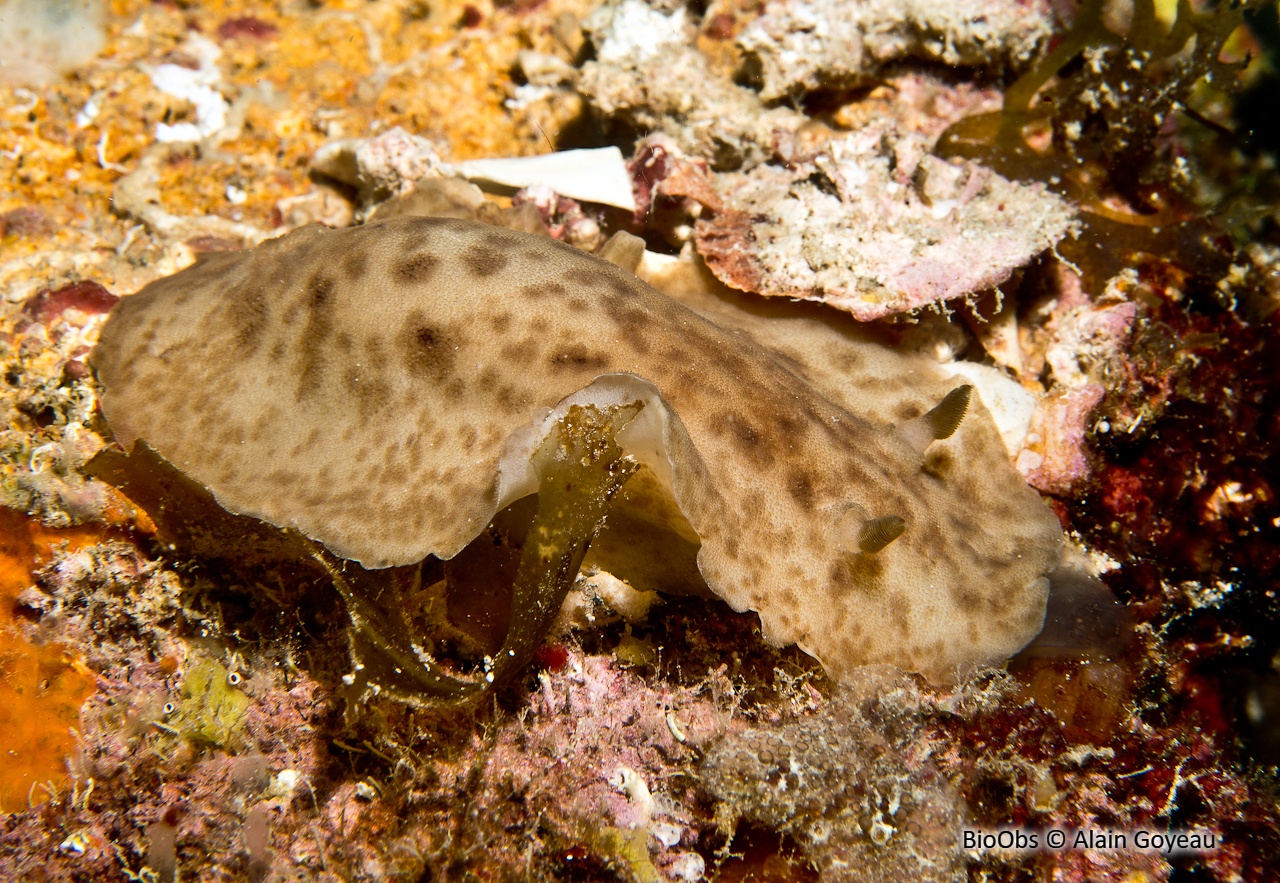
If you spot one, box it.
[162,657,250,751]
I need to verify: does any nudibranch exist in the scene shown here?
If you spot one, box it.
[90,217,1062,702]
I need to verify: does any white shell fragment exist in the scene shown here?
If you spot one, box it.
[456,147,638,212]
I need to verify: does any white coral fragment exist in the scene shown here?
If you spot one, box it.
[592,0,690,63]
[148,36,229,143]
[577,0,803,166]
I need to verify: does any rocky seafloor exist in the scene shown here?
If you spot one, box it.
[2,0,1280,881]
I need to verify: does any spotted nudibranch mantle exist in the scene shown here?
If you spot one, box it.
[91,217,1063,695]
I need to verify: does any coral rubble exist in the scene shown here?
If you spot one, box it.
[695,126,1078,320]
[735,0,1053,103]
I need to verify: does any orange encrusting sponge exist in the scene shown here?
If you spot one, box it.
[0,508,100,813]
